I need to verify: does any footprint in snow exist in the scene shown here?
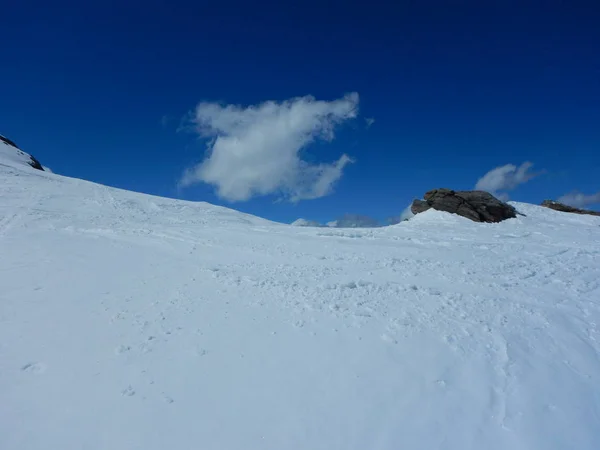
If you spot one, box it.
[21,362,47,374]
[121,386,136,397]
[115,345,131,355]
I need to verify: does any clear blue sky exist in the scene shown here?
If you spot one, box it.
[2,1,599,223]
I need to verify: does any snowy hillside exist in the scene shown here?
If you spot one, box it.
[0,135,44,171]
[1,153,600,450]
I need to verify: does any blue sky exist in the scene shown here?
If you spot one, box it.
[2,1,599,223]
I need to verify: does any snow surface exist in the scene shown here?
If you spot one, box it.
[1,152,600,450]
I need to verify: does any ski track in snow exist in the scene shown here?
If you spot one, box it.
[1,154,600,449]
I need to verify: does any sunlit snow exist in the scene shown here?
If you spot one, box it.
[1,143,599,449]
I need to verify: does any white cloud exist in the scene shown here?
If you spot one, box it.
[179,93,359,202]
[475,162,539,199]
[387,204,414,225]
[557,191,600,208]
[365,117,375,128]
[494,191,510,202]
[398,204,415,222]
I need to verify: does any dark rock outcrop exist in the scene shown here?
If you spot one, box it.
[0,134,45,171]
[25,154,44,171]
[541,200,600,217]
[411,188,518,223]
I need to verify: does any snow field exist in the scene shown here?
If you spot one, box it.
[1,150,600,449]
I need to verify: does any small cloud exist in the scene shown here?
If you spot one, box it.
[160,115,171,128]
[475,162,541,200]
[557,191,600,208]
[387,204,414,224]
[365,117,375,128]
[179,93,359,202]
[494,192,510,202]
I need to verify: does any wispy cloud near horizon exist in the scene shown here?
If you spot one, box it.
[387,204,414,224]
[557,191,600,208]
[179,93,359,202]
[475,162,541,200]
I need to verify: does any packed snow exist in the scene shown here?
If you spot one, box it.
[1,148,600,450]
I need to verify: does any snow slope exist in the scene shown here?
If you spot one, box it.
[1,155,600,450]
[0,135,44,171]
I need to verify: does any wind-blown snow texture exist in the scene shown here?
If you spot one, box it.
[1,152,600,450]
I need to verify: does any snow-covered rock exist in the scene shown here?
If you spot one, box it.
[412,188,517,222]
[541,199,600,216]
[1,149,600,450]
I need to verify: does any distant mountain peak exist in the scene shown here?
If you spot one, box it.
[292,214,383,228]
[291,218,323,227]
